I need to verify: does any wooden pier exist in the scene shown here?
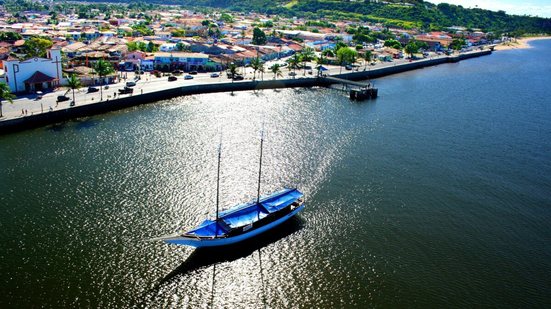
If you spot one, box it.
[321,76,378,101]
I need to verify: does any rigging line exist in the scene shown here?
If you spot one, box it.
[210,263,216,309]
[256,123,265,205]
[215,133,222,238]
[258,249,267,309]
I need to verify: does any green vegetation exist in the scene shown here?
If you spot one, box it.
[250,57,263,81]
[252,27,267,45]
[220,13,234,23]
[0,32,22,42]
[0,82,15,118]
[450,38,467,50]
[270,63,283,80]
[131,22,154,36]
[336,47,358,65]
[403,40,429,57]
[141,0,550,34]
[92,59,114,101]
[4,0,548,37]
[384,39,403,50]
[22,37,53,58]
[66,74,82,104]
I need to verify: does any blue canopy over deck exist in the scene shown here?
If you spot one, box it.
[260,188,303,213]
[222,204,269,229]
[186,219,228,238]
[184,188,303,237]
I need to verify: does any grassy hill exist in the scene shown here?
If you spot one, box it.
[7,0,551,35]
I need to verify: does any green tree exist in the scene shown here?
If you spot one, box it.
[22,37,53,58]
[322,48,335,57]
[0,82,15,118]
[93,59,114,101]
[171,28,186,37]
[220,13,234,24]
[228,62,238,80]
[450,38,466,50]
[270,63,282,80]
[0,31,22,42]
[336,47,357,73]
[287,53,301,76]
[66,74,81,105]
[252,27,267,45]
[250,56,263,81]
[404,42,419,58]
[314,54,326,77]
[363,50,373,70]
[384,39,402,50]
[175,42,189,51]
[300,47,315,75]
[146,41,158,52]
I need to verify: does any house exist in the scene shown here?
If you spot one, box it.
[2,48,63,93]
[153,52,209,71]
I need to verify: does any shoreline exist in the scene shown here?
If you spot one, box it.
[0,50,491,135]
[494,36,551,51]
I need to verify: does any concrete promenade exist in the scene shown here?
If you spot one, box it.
[0,49,491,134]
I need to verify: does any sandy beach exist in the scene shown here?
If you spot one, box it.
[494,36,551,51]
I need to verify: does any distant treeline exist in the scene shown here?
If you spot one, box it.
[12,0,551,35]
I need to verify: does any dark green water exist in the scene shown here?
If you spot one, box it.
[2,41,551,308]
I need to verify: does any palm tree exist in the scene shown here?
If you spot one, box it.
[258,62,265,81]
[287,53,300,76]
[270,63,282,80]
[228,62,238,95]
[314,54,325,77]
[228,62,238,80]
[93,59,114,101]
[250,57,262,81]
[363,50,373,71]
[66,74,81,105]
[0,82,15,118]
[300,47,315,75]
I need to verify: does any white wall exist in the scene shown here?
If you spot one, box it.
[2,49,63,93]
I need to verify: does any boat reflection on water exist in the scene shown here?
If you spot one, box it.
[138,216,304,307]
[160,215,304,283]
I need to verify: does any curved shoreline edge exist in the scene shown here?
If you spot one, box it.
[0,50,491,135]
[494,36,551,51]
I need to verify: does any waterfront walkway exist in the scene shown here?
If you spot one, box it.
[0,49,490,133]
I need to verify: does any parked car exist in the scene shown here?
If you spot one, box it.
[210,73,220,78]
[172,70,183,75]
[56,95,70,102]
[288,72,297,76]
[87,87,99,93]
[189,71,198,75]
[126,81,136,87]
[184,75,194,80]
[118,87,134,94]
[168,76,177,82]
[232,74,244,80]
[345,64,353,70]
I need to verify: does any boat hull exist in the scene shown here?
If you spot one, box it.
[163,204,305,248]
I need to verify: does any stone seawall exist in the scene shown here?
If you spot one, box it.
[0,50,491,135]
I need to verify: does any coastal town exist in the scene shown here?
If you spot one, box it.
[0,1,516,121]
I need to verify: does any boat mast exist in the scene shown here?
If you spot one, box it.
[256,129,264,204]
[215,143,221,237]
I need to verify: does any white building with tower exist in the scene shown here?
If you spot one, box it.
[2,48,63,93]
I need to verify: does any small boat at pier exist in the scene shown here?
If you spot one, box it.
[154,132,305,248]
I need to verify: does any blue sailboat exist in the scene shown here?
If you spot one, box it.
[155,133,305,248]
